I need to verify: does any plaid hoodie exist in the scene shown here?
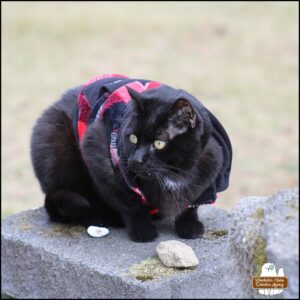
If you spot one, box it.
[73,74,232,214]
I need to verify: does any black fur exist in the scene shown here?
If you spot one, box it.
[31,84,224,242]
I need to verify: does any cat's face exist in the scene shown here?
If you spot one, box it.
[119,88,204,184]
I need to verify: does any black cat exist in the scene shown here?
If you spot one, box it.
[30,74,232,242]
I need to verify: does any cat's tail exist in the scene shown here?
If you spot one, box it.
[45,190,91,225]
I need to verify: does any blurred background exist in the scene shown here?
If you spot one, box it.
[2,2,298,217]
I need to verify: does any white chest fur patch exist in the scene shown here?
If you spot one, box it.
[164,177,181,192]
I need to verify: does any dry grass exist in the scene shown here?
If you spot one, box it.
[2,2,299,217]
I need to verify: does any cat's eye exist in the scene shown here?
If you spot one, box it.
[129,134,138,144]
[154,140,166,150]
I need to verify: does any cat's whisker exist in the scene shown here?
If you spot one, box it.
[158,163,196,178]
[152,172,170,212]
[156,168,194,210]
[154,171,183,215]
[150,166,200,190]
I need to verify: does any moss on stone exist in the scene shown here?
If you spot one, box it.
[284,200,298,220]
[252,208,264,219]
[285,212,297,220]
[289,201,298,211]
[16,215,33,232]
[18,223,33,231]
[41,224,85,237]
[129,257,195,281]
[14,214,85,237]
[135,274,155,281]
[253,236,267,276]
[203,229,229,240]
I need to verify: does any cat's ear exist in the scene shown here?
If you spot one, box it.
[126,86,143,112]
[170,98,197,129]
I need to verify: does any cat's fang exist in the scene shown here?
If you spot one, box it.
[87,226,109,238]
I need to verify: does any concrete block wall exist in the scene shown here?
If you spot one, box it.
[1,188,298,299]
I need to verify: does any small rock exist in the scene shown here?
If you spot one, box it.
[156,240,199,268]
[87,226,109,238]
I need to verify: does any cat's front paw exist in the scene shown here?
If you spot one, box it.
[175,219,204,239]
[129,224,158,243]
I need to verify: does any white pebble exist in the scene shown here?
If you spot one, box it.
[87,226,109,238]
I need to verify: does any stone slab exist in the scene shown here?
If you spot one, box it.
[1,205,243,299]
[2,188,298,299]
[229,188,299,299]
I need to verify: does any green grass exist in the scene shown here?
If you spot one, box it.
[2,2,299,217]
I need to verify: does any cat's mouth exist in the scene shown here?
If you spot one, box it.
[131,169,153,181]
[127,160,154,181]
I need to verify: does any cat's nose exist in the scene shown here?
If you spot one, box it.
[132,147,147,164]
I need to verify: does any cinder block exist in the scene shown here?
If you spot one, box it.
[2,189,298,299]
[1,205,242,299]
[229,188,299,299]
